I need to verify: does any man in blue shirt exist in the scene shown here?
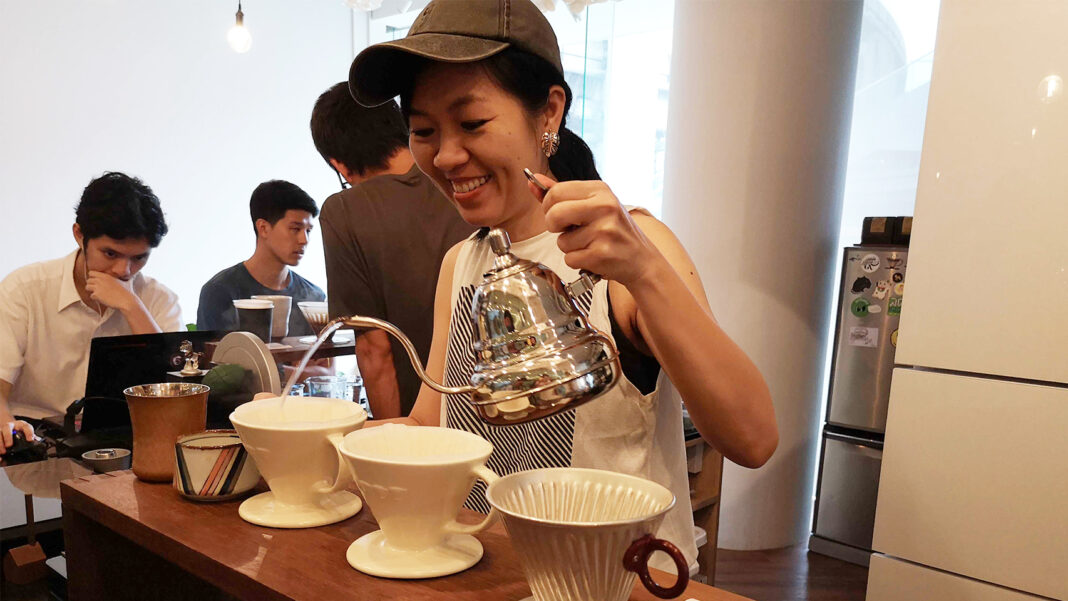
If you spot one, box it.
[197,180,325,336]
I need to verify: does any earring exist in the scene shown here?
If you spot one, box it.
[541,130,560,158]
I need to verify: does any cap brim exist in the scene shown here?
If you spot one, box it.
[349,33,510,107]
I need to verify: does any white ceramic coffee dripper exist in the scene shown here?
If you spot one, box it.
[230,396,366,528]
[339,424,499,579]
[485,468,689,601]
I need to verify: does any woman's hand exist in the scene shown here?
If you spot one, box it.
[528,173,667,288]
[528,173,778,468]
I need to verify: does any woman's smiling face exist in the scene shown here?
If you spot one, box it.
[407,62,558,237]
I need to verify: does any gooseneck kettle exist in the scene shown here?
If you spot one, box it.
[331,228,621,425]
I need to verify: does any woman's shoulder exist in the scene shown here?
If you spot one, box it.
[626,209,696,271]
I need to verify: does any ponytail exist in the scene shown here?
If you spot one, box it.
[549,126,600,182]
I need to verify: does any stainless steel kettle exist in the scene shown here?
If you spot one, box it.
[333,228,620,425]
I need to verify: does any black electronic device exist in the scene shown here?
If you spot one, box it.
[2,431,49,465]
[78,331,219,432]
[54,331,219,457]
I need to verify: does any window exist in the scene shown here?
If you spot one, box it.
[838,0,941,248]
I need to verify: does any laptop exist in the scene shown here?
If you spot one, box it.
[56,331,219,456]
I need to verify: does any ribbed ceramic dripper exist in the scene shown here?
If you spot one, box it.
[485,468,688,601]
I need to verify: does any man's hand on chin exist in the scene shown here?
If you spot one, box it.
[85,271,138,312]
[85,271,162,334]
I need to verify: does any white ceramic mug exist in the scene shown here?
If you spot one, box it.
[251,294,293,338]
[485,467,689,601]
[338,425,498,578]
[230,396,366,527]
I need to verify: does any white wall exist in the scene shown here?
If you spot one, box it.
[0,1,363,324]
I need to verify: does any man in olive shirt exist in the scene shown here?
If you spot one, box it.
[311,82,472,418]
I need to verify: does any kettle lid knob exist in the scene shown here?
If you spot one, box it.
[486,228,520,271]
[487,228,511,256]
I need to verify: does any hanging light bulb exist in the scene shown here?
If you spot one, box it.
[227,1,252,53]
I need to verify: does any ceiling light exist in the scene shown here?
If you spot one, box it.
[227,1,252,54]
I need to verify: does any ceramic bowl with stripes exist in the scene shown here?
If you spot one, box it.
[174,430,260,502]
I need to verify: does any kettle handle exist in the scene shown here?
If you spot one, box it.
[566,270,602,298]
[331,315,476,396]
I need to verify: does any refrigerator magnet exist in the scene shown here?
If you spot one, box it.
[893,282,904,296]
[868,304,883,314]
[850,297,871,318]
[888,297,902,316]
[851,276,872,293]
[872,280,891,300]
[848,326,879,348]
[861,254,881,273]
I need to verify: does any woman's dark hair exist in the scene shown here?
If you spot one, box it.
[76,172,168,247]
[310,82,409,177]
[401,48,600,183]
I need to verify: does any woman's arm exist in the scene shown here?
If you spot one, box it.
[536,177,777,468]
[615,215,776,468]
[367,240,462,427]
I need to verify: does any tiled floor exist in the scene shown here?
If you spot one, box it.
[715,544,870,601]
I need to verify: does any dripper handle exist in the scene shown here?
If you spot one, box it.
[623,534,689,598]
[315,432,353,495]
[445,465,500,535]
[333,315,476,396]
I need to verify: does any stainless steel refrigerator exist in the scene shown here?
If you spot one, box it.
[809,240,908,566]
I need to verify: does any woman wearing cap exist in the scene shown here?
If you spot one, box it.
[349,0,778,569]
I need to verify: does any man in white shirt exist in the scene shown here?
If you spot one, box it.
[0,172,182,453]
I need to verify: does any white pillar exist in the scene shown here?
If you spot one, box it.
[662,0,863,550]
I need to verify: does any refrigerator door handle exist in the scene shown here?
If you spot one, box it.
[825,430,884,451]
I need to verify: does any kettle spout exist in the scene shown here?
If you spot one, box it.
[330,315,476,396]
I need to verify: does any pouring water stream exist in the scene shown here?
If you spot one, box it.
[280,319,347,408]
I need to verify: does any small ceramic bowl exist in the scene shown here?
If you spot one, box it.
[173,430,260,502]
[82,448,132,473]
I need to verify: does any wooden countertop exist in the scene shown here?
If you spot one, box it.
[60,472,751,601]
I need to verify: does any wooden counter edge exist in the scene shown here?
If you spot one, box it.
[61,474,287,601]
[60,474,752,601]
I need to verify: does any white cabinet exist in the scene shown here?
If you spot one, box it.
[870,2,1068,599]
[871,369,1068,600]
[867,555,1046,601]
[892,0,1068,385]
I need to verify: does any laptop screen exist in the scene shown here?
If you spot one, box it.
[80,331,219,432]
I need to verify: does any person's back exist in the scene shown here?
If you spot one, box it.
[311,83,472,418]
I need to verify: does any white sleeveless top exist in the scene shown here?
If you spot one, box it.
[442,226,698,571]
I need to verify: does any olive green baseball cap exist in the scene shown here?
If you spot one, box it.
[348,0,563,107]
